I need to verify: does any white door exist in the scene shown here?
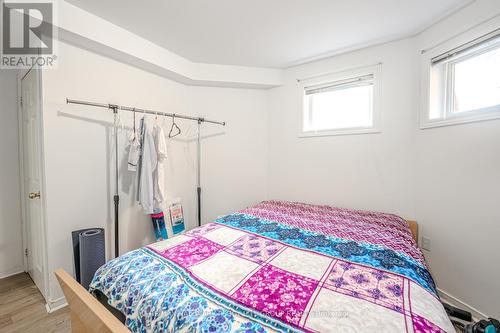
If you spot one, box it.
[21,69,45,298]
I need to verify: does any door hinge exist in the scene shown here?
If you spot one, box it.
[25,248,28,257]
[20,96,23,107]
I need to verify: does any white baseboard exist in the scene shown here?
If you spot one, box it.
[45,296,68,313]
[438,288,488,321]
[0,267,25,279]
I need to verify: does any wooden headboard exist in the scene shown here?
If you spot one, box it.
[407,220,418,243]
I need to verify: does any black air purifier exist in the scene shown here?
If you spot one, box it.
[71,228,105,290]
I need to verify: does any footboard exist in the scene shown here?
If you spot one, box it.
[54,269,129,333]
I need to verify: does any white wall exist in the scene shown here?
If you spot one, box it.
[190,87,268,222]
[0,70,24,278]
[268,38,418,219]
[267,0,500,318]
[41,42,268,305]
[413,0,500,319]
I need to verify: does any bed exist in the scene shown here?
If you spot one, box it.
[56,200,454,332]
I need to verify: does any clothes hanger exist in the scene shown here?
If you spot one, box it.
[155,111,158,124]
[168,114,181,138]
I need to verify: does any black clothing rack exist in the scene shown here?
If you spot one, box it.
[66,98,226,258]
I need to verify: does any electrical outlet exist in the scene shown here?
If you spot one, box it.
[421,236,431,251]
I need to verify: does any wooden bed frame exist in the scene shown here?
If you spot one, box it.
[408,220,419,243]
[55,220,419,332]
[55,269,129,332]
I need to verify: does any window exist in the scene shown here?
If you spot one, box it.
[424,29,500,127]
[300,66,381,137]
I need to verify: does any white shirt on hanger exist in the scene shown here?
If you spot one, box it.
[137,118,157,214]
[153,123,167,209]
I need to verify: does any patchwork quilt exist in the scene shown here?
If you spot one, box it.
[90,200,454,332]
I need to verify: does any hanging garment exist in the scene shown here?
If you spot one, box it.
[153,123,167,209]
[136,118,158,214]
[135,118,144,202]
[128,110,140,171]
[127,135,140,171]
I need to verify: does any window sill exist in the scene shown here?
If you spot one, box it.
[420,109,500,129]
[298,127,381,138]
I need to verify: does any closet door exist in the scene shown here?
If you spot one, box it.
[21,69,46,298]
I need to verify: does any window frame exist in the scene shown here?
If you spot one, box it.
[298,64,382,138]
[420,24,500,129]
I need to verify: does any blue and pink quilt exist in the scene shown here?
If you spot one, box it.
[90,200,454,332]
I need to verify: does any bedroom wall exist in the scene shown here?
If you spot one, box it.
[267,38,418,219]
[190,86,269,222]
[0,70,24,278]
[413,0,500,319]
[267,0,500,318]
[41,41,268,306]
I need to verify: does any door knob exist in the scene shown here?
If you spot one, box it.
[28,191,40,199]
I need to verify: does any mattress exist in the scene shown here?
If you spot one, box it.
[89,200,454,332]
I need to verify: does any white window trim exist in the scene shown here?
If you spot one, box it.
[419,19,500,129]
[298,64,382,138]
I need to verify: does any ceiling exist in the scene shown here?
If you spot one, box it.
[65,0,470,69]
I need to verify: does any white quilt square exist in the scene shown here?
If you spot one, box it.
[270,247,332,280]
[202,226,246,246]
[410,282,455,332]
[190,251,258,293]
[305,288,406,333]
[148,235,191,252]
